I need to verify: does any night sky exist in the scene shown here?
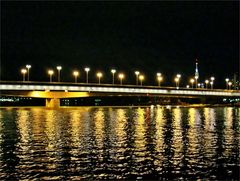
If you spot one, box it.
[1,1,239,87]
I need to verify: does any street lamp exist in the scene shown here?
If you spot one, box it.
[111,69,116,84]
[135,71,140,85]
[205,80,209,89]
[210,77,215,89]
[118,73,124,85]
[225,78,229,89]
[48,70,54,82]
[84,67,90,83]
[186,85,190,88]
[210,81,213,89]
[157,76,163,87]
[175,77,180,89]
[26,64,31,81]
[56,66,62,82]
[228,82,232,90]
[21,68,27,81]
[175,74,181,88]
[73,71,79,83]
[139,75,144,86]
[97,72,102,84]
[190,78,195,88]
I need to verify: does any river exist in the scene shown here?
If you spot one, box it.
[0,106,239,180]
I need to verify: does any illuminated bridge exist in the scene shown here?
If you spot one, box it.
[1,81,239,108]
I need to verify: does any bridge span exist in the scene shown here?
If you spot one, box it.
[0,81,239,108]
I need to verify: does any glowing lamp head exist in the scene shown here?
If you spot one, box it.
[21,69,27,74]
[157,73,161,77]
[111,69,116,74]
[139,75,144,81]
[48,70,54,75]
[26,65,31,69]
[175,77,179,82]
[225,78,229,82]
[186,85,190,88]
[228,82,232,86]
[177,74,181,78]
[211,77,215,81]
[135,71,140,76]
[205,80,209,84]
[190,79,195,83]
[73,71,79,76]
[85,67,90,72]
[157,76,163,81]
[57,66,62,70]
[97,72,102,78]
[118,73,124,79]
[194,76,199,80]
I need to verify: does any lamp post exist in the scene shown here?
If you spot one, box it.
[97,72,102,84]
[228,82,232,90]
[175,77,179,89]
[139,75,144,86]
[190,78,195,88]
[73,71,79,83]
[135,71,140,85]
[175,74,181,88]
[225,78,229,89]
[84,67,90,84]
[157,73,162,87]
[26,64,31,81]
[210,77,215,89]
[48,70,54,82]
[119,73,124,85]
[56,66,62,82]
[111,69,116,84]
[157,76,163,87]
[21,69,27,82]
[205,80,209,89]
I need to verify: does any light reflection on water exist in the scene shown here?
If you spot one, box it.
[0,107,239,180]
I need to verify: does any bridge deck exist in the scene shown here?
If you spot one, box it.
[0,81,239,97]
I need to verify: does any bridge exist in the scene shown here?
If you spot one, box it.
[0,81,239,108]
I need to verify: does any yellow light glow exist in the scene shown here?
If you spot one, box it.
[73,71,79,76]
[48,70,54,75]
[157,76,163,81]
[190,79,195,83]
[139,75,144,81]
[118,73,124,79]
[97,72,103,78]
[21,69,27,74]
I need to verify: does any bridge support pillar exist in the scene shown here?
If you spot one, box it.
[46,98,60,108]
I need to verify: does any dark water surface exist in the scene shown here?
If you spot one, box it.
[0,106,239,180]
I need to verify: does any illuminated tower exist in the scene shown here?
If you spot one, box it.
[194,59,199,88]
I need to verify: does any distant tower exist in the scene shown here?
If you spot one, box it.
[195,59,199,78]
[194,59,199,88]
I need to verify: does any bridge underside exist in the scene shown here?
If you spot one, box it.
[0,90,232,108]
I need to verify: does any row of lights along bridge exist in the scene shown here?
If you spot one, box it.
[20,65,234,90]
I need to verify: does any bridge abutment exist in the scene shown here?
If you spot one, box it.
[46,98,60,108]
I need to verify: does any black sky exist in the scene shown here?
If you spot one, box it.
[1,1,239,86]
